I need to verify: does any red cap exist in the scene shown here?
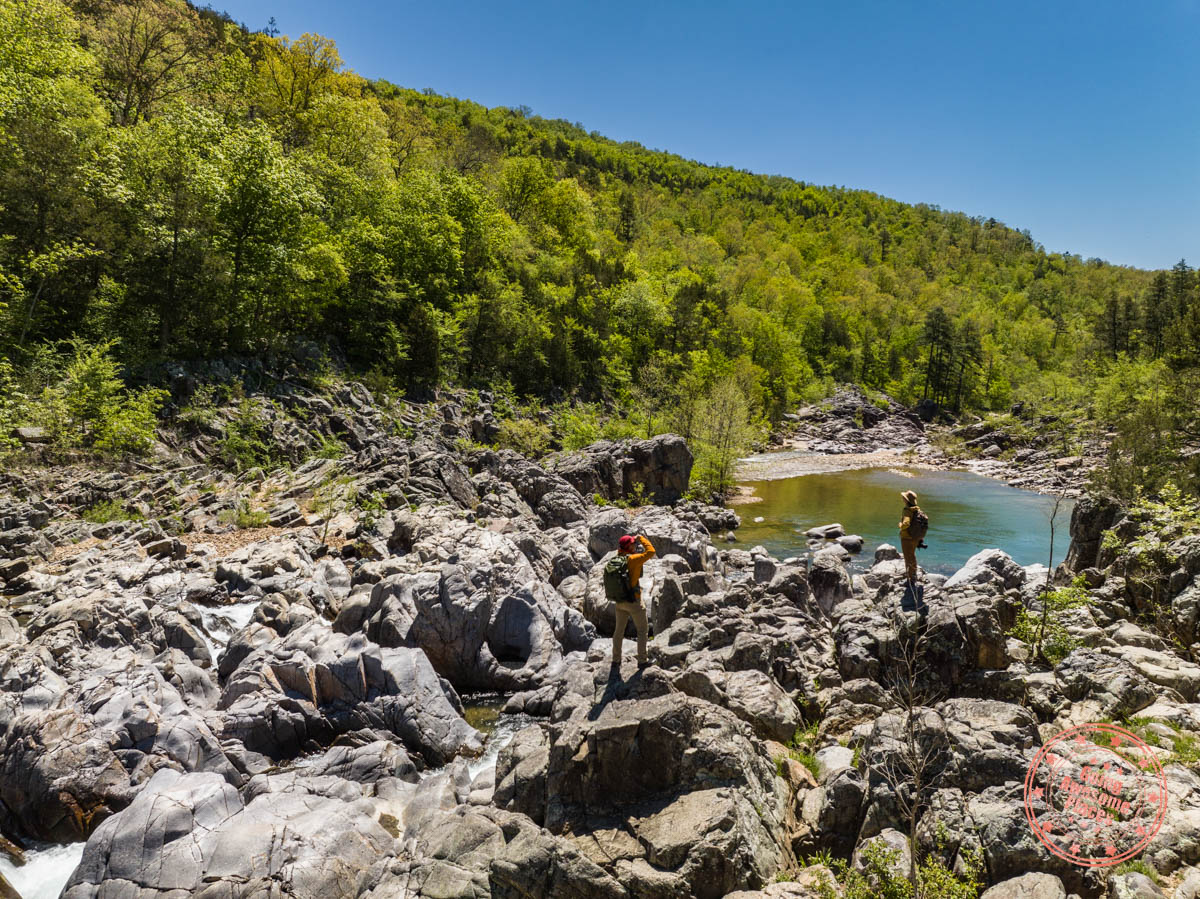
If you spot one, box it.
[618,535,636,551]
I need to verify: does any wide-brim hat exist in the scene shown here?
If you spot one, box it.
[900,490,918,505]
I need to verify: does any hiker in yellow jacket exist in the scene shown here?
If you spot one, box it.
[612,533,655,672]
[898,490,924,584]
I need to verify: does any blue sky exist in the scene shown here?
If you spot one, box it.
[216,0,1199,270]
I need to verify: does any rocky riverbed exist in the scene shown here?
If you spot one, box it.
[1,379,1198,898]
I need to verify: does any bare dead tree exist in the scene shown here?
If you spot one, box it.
[869,618,949,887]
[1034,480,1069,665]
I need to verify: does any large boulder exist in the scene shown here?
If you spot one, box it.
[966,785,1105,896]
[26,591,204,664]
[1107,873,1165,899]
[366,803,630,899]
[1141,763,1200,874]
[649,580,831,709]
[810,553,852,615]
[550,434,693,505]
[334,512,594,691]
[857,700,1031,827]
[798,766,867,858]
[62,768,395,898]
[467,449,588,528]
[980,873,1067,899]
[218,620,483,766]
[673,666,801,743]
[922,587,1018,679]
[0,706,133,842]
[587,507,631,559]
[1055,648,1162,718]
[1107,643,1200,701]
[0,649,237,843]
[496,688,792,898]
[943,549,1027,592]
[1064,495,1124,572]
[626,505,717,571]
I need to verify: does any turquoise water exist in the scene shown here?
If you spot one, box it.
[734,467,1074,576]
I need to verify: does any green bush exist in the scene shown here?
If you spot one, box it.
[95,386,168,455]
[610,483,649,509]
[1008,578,1091,666]
[0,341,166,457]
[357,367,400,403]
[915,850,982,899]
[0,359,24,454]
[220,401,280,472]
[1131,483,1200,534]
[552,402,642,451]
[1111,859,1158,883]
[782,722,821,780]
[219,501,269,529]
[177,383,220,428]
[555,406,601,450]
[356,489,387,530]
[61,338,124,443]
[494,417,551,457]
[82,498,140,523]
[314,436,347,459]
[822,841,983,899]
[827,843,912,899]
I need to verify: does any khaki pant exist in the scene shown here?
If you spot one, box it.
[613,600,648,665]
[901,537,919,581]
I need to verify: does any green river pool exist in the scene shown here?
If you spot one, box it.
[733,464,1074,576]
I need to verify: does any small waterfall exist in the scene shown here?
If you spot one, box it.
[0,842,86,899]
[465,710,535,782]
[195,600,261,665]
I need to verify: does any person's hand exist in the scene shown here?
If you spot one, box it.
[918,540,929,549]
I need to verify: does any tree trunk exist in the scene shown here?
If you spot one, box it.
[162,222,180,356]
[17,277,48,348]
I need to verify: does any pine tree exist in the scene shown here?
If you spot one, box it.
[1122,295,1140,355]
[1097,293,1141,360]
[921,306,956,406]
[1142,272,1170,359]
[952,320,983,412]
[1171,259,1194,322]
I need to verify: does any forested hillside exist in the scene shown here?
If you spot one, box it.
[1,0,1198,454]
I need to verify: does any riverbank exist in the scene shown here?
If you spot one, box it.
[734,446,941,493]
[745,385,1104,498]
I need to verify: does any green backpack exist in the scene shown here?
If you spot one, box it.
[909,508,930,541]
[603,555,635,604]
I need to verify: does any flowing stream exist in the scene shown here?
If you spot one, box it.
[735,466,1074,575]
[196,600,261,666]
[0,842,85,899]
[0,613,536,899]
[460,696,534,782]
[0,602,266,899]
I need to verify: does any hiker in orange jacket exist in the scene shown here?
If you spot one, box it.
[612,533,655,671]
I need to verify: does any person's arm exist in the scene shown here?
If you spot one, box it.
[629,534,656,562]
[899,512,912,537]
